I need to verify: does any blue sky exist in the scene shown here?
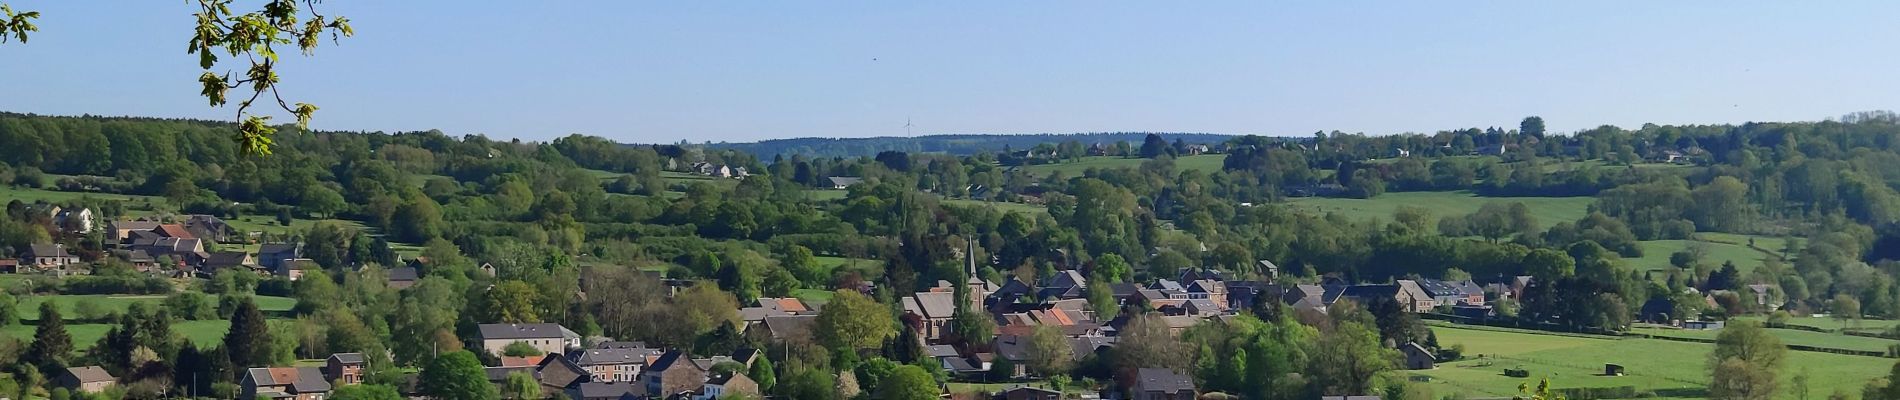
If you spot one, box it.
[2,2,1897,143]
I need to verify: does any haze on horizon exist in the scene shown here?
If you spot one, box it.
[2,1,1897,143]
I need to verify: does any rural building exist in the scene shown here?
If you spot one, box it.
[1127,368,1197,400]
[203,252,258,274]
[567,382,640,400]
[240,367,332,400]
[1401,342,1435,370]
[642,350,707,398]
[324,353,366,385]
[698,372,759,400]
[25,243,79,269]
[184,214,233,242]
[59,366,115,394]
[901,291,958,341]
[256,243,303,272]
[386,267,419,290]
[572,345,660,383]
[478,323,581,356]
[108,220,162,242]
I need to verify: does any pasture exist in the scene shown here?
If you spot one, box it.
[1286,191,1593,231]
[14,294,298,321]
[1411,325,1893,400]
[2,320,233,350]
[1629,325,1900,353]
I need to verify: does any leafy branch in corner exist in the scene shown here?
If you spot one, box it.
[0,3,39,43]
[190,0,352,155]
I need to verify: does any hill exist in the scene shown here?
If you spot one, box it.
[701,132,1241,158]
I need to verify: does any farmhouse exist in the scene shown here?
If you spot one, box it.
[478,323,582,356]
[240,367,332,400]
[59,366,115,394]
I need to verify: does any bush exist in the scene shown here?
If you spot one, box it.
[61,276,172,295]
[501,341,543,357]
[1767,311,1791,328]
[163,292,217,320]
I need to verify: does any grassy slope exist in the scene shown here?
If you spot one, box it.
[1416,325,1891,399]
[1630,326,1900,353]
[15,294,297,321]
[2,320,232,349]
[1287,191,1593,231]
[0,186,164,204]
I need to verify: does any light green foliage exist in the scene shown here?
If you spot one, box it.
[500,371,542,400]
[421,351,499,400]
[330,384,403,400]
[0,4,37,43]
[873,365,939,400]
[187,0,353,154]
[816,290,893,351]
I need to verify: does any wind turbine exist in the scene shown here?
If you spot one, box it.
[904,117,914,137]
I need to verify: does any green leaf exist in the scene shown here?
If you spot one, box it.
[293,103,318,130]
[198,72,230,106]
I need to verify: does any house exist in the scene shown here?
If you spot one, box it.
[1185,279,1227,307]
[26,243,79,270]
[108,220,162,243]
[324,353,366,385]
[1400,342,1434,370]
[204,252,259,274]
[387,267,420,290]
[478,323,582,356]
[55,208,95,234]
[901,291,958,341]
[999,386,1062,400]
[1127,368,1196,400]
[1254,260,1280,281]
[827,177,864,189]
[275,259,316,281]
[241,367,332,400]
[0,259,19,274]
[699,372,759,400]
[59,366,115,394]
[1415,279,1484,307]
[155,223,196,239]
[1745,284,1774,306]
[750,315,817,344]
[567,382,640,400]
[572,346,660,383]
[257,243,303,272]
[642,350,707,397]
[1341,283,1434,312]
[115,249,157,272]
[486,356,589,399]
[185,214,233,243]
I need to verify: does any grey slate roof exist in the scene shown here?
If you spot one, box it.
[387,267,419,282]
[572,347,656,366]
[66,366,115,383]
[329,353,366,364]
[903,292,957,319]
[573,381,639,399]
[478,323,577,341]
[1134,368,1195,393]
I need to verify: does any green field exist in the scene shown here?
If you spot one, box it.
[790,288,835,307]
[15,294,298,321]
[1018,154,1227,177]
[1735,315,1900,334]
[0,186,164,204]
[1287,191,1593,231]
[2,320,233,349]
[808,189,848,201]
[1631,325,1900,353]
[1412,325,1893,399]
